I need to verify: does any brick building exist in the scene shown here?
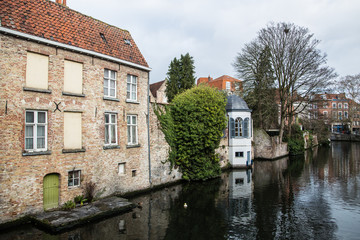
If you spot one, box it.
[0,0,157,223]
[305,93,360,134]
[197,75,242,94]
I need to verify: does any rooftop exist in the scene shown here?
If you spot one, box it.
[0,0,148,68]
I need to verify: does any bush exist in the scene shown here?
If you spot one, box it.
[62,200,75,210]
[284,124,305,155]
[155,85,227,180]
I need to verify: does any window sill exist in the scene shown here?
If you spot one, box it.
[23,87,52,94]
[62,92,85,97]
[103,145,120,150]
[22,150,52,156]
[103,96,120,102]
[68,185,81,189]
[126,144,141,149]
[126,100,140,104]
[62,148,86,153]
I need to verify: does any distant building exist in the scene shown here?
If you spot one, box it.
[150,80,168,104]
[197,75,243,94]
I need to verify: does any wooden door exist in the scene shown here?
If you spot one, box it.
[43,174,59,210]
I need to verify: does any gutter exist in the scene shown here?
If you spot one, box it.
[0,27,152,72]
[147,72,152,185]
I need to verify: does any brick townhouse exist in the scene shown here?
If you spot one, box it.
[0,0,154,223]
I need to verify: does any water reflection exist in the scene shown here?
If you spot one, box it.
[1,142,360,240]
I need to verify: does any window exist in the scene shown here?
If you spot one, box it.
[323,111,328,118]
[127,75,137,101]
[26,52,49,90]
[235,178,244,185]
[105,113,117,145]
[309,104,312,109]
[230,117,250,138]
[64,112,82,149]
[25,110,47,151]
[323,103,328,109]
[332,111,337,119]
[64,60,83,95]
[104,69,116,98]
[344,103,348,109]
[226,81,231,90]
[127,115,138,145]
[235,118,243,137]
[338,103,342,109]
[313,104,317,109]
[338,111,342,120]
[235,152,244,158]
[344,111,348,118]
[332,103,336,108]
[118,163,126,175]
[68,170,81,187]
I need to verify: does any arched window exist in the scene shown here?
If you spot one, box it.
[244,118,249,137]
[235,117,243,137]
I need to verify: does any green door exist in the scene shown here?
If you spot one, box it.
[43,174,59,210]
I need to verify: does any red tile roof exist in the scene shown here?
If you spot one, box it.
[0,0,149,68]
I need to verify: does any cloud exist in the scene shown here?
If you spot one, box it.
[68,0,360,83]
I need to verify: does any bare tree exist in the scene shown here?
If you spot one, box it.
[233,42,277,129]
[236,22,336,141]
[337,74,360,132]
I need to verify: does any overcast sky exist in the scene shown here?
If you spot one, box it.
[68,0,360,84]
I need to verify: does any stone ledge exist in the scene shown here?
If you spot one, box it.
[103,145,120,150]
[126,144,141,149]
[62,92,85,97]
[23,87,52,94]
[62,148,86,154]
[22,151,52,156]
[30,197,135,233]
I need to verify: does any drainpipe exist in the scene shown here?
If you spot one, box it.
[147,72,152,186]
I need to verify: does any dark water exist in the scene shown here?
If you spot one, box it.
[1,142,360,240]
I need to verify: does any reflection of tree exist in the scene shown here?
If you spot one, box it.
[164,179,227,240]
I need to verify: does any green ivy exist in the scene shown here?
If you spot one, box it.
[154,85,227,181]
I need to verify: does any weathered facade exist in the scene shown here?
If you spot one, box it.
[0,0,155,223]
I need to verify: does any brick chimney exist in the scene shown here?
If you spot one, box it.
[56,0,67,5]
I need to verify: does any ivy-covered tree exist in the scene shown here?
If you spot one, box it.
[155,85,227,181]
[165,53,196,102]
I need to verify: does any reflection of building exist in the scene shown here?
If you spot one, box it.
[227,170,253,224]
[226,95,253,167]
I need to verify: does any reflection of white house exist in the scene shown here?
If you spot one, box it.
[226,95,252,167]
[228,170,253,224]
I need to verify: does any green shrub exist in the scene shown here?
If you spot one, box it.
[155,85,227,181]
[284,124,305,155]
[63,200,75,210]
[74,195,87,205]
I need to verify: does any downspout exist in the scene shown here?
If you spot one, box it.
[147,72,152,186]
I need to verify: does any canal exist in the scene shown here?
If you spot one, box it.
[1,142,360,240]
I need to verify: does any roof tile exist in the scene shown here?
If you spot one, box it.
[0,0,148,68]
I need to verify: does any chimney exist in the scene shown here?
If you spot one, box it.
[208,76,211,82]
[56,0,67,5]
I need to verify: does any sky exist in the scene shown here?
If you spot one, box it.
[67,0,360,84]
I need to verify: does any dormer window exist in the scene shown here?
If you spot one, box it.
[124,39,132,46]
[100,33,107,43]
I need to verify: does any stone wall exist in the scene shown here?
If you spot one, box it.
[253,129,288,159]
[149,103,182,185]
[0,35,150,223]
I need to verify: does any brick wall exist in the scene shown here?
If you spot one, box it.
[0,35,150,223]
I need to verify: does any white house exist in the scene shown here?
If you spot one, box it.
[226,95,252,167]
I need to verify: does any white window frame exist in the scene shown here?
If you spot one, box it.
[104,69,117,98]
[105,113,118,145]
[127,115,138,145]
[25,110,47,152]
[338,111,342,120]
[323,111,328,118]
[68,170,81,187]
[344,103,348,109]
[344,111,348,118]
[226,81,231,90]
[332,103,336,108]
[127,75,137,102]
[338,103,342,109]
